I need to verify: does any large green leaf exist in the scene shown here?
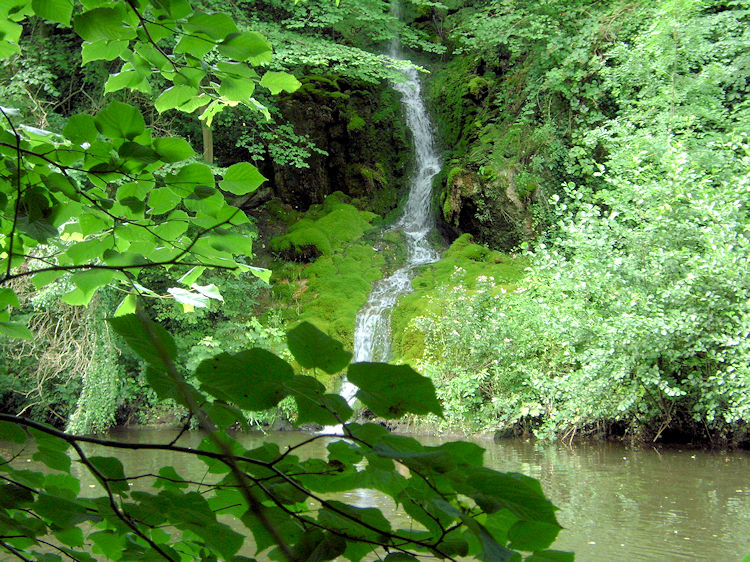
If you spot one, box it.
[166,162,215,195]
[107,314,177,369]
[0,483,34,510]
[35,493,92,527]
[195,348,294,410]
[153,137,195,162]
[32,0,72,25]
[260,71,302,95]
[347,362,443,418]
[174,34,214,58]
[0,321,32,340]
[508,520,562,552]
[87,457,128,494]
[81,40,129,64]
[0,420,27,444]
[104,67,145,94]
[218,31,272,64]
[217,76,255,103]
[63,114,99,144]
[285,375,353,426]
[94,102,145,140]
[148,187,182,215]
[73,8,136,42]
[89,531,126,560]
[453,467,560,527]
[317,500,392,541]
[241,508,304,554]
[219,161,266,195]
[155,85,198,114]
[459,512,516,562]
[32,449,71,473]
[71,268,114,297]
[288,528,346,562]
[184,12,237,40]
[286,321,352,374]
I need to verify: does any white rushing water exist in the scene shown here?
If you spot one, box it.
[327,38,442,427]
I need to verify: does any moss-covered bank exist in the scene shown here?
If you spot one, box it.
[391,233,528,363]
[266,193,407,347]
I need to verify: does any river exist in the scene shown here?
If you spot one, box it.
[6,428,746,560]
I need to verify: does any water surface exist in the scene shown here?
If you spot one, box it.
[7,429,745,560]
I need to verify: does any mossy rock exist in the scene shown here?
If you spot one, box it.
[294,246,386,344]
[269,194,389,347]
[269,194,377,261]
[467,76,490,99]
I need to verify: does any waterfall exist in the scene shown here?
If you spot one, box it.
[325,33,441,430]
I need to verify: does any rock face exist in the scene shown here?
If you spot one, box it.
[437,166,535,250]
[270,75,413,214]
[425,54,548,251]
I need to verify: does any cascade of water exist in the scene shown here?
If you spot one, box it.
[326,33,442,426]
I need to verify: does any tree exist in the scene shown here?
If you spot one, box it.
[0,0,570,559]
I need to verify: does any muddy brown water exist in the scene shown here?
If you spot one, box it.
[2,429,748,560]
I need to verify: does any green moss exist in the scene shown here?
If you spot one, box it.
[298,246,385,343]
[391,234,529,362]
[515,170,540,198]
[442,194,452,221]
[264,199,302,226]
[269,194,377,260]
[445,166,463,187]
[269,194,385,346]
[348,113,366,132]
[468,76,490,97]
[299,74,341,90]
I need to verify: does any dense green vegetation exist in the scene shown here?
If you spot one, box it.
[393,0,750,445]
[0,0,574,560]
[1,0,749,556]
[0,0,747,438]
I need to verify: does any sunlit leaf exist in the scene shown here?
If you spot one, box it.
[155,85,198,114]
[153,137,194,162]
[260,71,301,95]
[219,162,266,195]
[73,8,136,42]
[32,0,72,26]
[95,101,145,140]
[218,31,272,64]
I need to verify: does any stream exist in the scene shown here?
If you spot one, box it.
[334,19,441,410]
[5,429,747,560]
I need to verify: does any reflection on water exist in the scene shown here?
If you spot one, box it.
[473,438,750,561]
[2,429,748,560]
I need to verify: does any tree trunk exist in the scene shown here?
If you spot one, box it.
[202,121,213,164]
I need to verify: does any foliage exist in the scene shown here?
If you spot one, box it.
[391,233,527,362]
[66,288,124,434]
[399,0,750,444]
[413,143,750,442]
[0,319,570,560]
